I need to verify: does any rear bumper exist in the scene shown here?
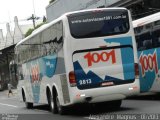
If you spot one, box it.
[66,79,140,106]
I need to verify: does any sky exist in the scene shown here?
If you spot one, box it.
[0,0,49,35]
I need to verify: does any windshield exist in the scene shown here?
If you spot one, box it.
[68,9,130,38]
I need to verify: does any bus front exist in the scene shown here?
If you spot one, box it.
[65,8,140,106]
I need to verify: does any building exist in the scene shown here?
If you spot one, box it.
[46,0,160,22]
[46,0,121,22]
[0,29,5,50]
[0,17,33,89]
[110,0,160,20]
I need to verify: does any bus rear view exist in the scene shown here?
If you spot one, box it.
[66,8,140,106]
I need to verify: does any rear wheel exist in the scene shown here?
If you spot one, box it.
[23,92,33,109]
[111,100,122,109]
[56,96,66,115]
[25,102,33,109]
[48,90,58,114]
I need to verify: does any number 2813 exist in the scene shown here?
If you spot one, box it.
[79,79,92,85]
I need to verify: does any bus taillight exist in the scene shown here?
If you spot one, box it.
[135,63,139,79]
[69,71,76,87]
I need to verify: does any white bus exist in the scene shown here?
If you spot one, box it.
[133,12,160,93]
[15,8,139,115]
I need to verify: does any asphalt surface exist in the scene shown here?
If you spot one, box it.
[0,90,160,120]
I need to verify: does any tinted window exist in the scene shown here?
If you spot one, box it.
[153,20,160,47]
[42,21,63,55]
[134,20,160,51]
[16,21,63,64]
[68,9,129,38]
[134,22,153,51]
[135,32,153,51]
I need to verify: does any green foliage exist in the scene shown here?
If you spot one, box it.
[25,22,46,37]
[25,28,34,37]
[49,0,55,4]
[35,22,45,29]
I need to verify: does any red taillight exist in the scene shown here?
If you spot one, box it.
[69,71,76,87]
[135,63,139,79]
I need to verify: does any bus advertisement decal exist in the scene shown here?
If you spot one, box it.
[73,46,135,89]
[138,49,159,92]
[41,55,57,78]
[23,55,57,103]
[139,50,158,77]
[84,50,116,67]
[104,36,135,81]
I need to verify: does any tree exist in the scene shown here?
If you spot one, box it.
[25,22,46,37]
[25,28,34,37]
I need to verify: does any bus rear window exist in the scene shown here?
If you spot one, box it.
[68,9,130,38]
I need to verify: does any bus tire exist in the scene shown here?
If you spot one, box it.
[25,102,33,109]
[48,90,58,114]
[23,91,33,109]
[56,96,66,115]
[112,100,122,109]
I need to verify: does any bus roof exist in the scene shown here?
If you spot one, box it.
[16,7,128,47]
[133,12,160,28]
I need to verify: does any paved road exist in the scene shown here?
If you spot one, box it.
[0,90,160,120]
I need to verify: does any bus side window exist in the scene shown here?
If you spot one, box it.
[158,37,160,45]
[152,22,160,48]
[41,21,63,56]
[42,28,51,55]
[56,21,63,50]
[143,39,152,49]
[135,36,141,50]
[135,35,145,51]
[141,31,153,50]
